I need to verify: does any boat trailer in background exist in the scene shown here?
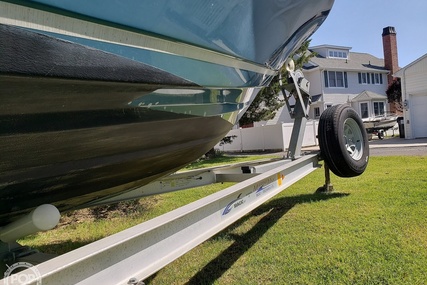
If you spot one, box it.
[363,113,399,140]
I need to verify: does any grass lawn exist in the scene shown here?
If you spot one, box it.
[19,155,427,284]
[182,153,282,170]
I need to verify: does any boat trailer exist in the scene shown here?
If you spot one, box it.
[0,62,367,285]
[1,153,325,285]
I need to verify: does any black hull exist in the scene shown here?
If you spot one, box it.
[0,0,334,227]
[0,76,232,225]
[0,24,237,226]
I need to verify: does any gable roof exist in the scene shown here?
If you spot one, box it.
[310,44,352,50]
[351,90,387,102]
[394,53,427,77]
[303,51,388,73]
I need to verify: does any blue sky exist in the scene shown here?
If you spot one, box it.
[309,0,427,67]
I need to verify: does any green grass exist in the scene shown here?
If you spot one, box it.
[182,153,281,170]
[19,155,427,284]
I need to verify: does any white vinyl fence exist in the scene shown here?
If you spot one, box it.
[215,121,319,152]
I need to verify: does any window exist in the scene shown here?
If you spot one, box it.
[336,72,344,87]
[359,72,383,85]
[328,49,348,59]
[359,73,368,84]
[324,71,348,88]
[373,101,385,116]
[360,102,369,118]
[314,107,320,118]
[328,71,336,87]
[374,73,383,84]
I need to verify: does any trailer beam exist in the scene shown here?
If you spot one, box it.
[2,154,320,285]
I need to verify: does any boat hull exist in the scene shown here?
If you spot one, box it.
[0,76,236,224]
[0,23,249,225]
[363,118,397,133]
[0,0,334,226]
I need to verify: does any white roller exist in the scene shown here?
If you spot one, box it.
[0,204,60,242]
[284,58,295,72]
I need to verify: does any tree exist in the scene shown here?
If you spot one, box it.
[206,40,315,156]
[204,135,237,158]
[386,78,403,112]
[238,40,316,126]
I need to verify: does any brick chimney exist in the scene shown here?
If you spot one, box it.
[382,26,399,85]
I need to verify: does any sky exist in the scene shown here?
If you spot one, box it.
[309,0,427,67]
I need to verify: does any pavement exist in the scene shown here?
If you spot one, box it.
[302,136,427,151]
[367,136,427,148]
[227,136,427,156]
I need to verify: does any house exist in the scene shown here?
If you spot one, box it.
[350,90,390,119]
[261,27,400,126]
[304,45,390,121]
[394,54,427,139]
[224,27,406,152]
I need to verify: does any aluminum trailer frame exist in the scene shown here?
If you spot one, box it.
[1,153,321,285]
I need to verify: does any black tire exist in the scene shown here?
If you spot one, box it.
[318,105,369,177]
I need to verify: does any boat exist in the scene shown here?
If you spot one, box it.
[0,0,334,227]
[363,113,398,139]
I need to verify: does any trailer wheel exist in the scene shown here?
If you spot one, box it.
[318,105,369,177]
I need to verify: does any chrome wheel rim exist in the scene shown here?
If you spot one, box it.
[343,118,363,160]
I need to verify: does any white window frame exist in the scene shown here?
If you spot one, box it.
[328,71,345,88]
[314,107,320,118]
[328,49,348,59]
[360,72,383,85]
[361,73,368,84]
[373,101,385,117]
[360,102,369,118]
[373,73,383,85]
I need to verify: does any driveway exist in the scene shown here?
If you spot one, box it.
[301,137,427,157]
[368,137,427,156]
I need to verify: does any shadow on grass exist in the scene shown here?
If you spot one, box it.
[184,155,246,170]
[28,191,348,284]
[179,191,349,285]
[28,239,97,256]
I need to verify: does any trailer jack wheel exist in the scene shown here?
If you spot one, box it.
[318,105,369,177]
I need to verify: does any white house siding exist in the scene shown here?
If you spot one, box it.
[305,68,388,114]
[265,48,389,124]
[410,94,427,138]
[401,57,427,94]
[323,94,353,106]
[395,54,427,139]
[322,71,388,96]
[321,71,387,108]
[304,71,322,96]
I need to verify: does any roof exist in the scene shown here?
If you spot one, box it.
[394,53,427,77]
[303,51,388,73]
[351,90,387,102]
[310,44,352,50]
[311,94,322,102]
